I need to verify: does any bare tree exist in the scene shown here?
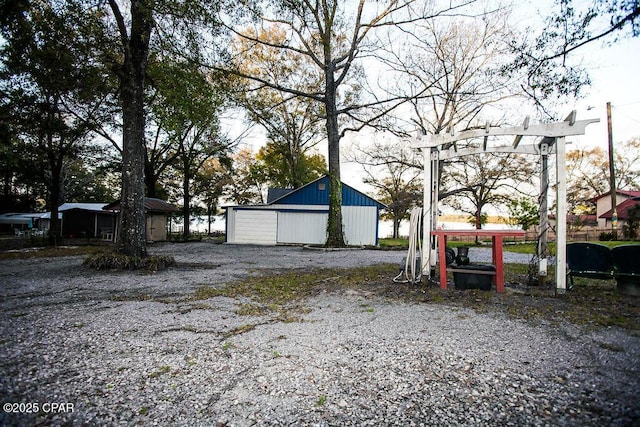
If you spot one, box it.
[382,7,517,135]
[445,153,535,233]
[350,137,422,238]
[566,137,640,214]
[504,0,639,116]
[375,9,529,224]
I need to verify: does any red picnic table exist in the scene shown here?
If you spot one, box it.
[431,229,526,293]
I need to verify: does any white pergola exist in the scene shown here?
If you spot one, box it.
[412,112,599,293]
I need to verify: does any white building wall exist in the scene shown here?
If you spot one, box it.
[343,206,378,246]
[226,205,379,246]
[228,209,277,244]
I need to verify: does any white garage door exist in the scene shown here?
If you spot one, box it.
[277,211,327,245]
[234,210,277,244]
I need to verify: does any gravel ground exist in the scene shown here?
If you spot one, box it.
[0,242,638,426]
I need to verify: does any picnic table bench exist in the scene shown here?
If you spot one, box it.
[431,229,526,293]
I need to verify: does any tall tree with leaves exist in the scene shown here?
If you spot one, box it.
[225,147,268,204]
[1,0,110,243]
[193,156,233,234]
[147,59,231,237]
[255,142,327,189]
[222,1,473,246]
[233,26,326,188]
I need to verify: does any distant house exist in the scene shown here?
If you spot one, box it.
[225,175,386,246]
[103,198,180,242]
[58,203,116,239]
[591,190,640,230]
[0,212,46,234]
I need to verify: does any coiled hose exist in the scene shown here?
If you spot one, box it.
[393,207,423,284]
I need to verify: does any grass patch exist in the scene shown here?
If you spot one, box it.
[111,293,154,302]
[316,395,327,406]
[0,245,103,260]
[196,265,391,305]
[235,303,271,316]
[187,261,638,331]
[192,265,393,321]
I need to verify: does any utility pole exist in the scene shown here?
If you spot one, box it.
[607,102,618,239]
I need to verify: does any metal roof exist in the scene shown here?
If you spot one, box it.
[58,202,108,212]
[267,188,295,204]
[268,175,386,209]
[103,198,180,213]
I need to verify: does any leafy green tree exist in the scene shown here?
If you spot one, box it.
[507,197,539,231]
[225,148,267,204]
[1,0,110,242]
[193,156,233,234]
[147,59,231,237]
[105,0,154,256]
[233,26,326,189]
[102,0,229,254]
[255,143,327,189]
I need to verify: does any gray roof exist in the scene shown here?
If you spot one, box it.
[58,203,108,212]
[267,188,295,204]
[103,198,180,213]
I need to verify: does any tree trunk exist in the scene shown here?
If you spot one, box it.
[182,169,191,238]
[393,218,400,239]
[144,150,157,198]
[119,86,147,256]
[115,0,153,257]
[47,150,63,245]
[324,62,345,247]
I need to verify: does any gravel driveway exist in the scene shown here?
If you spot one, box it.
[1,242,638,426]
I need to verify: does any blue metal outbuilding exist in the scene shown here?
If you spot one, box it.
[225,176,385,246]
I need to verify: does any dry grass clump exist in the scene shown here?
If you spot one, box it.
[84,251,175,272]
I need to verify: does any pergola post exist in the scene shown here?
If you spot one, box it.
[422,146,432,279]
[555,136,568,293]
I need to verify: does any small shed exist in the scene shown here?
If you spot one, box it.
[58,203,116,238]
[225,175,386,246]
[103,198,180,242]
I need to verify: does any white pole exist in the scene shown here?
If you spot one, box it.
[555,136,567,294]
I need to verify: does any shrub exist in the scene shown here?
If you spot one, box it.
[622,205,640,240]
[599,231,614,241]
